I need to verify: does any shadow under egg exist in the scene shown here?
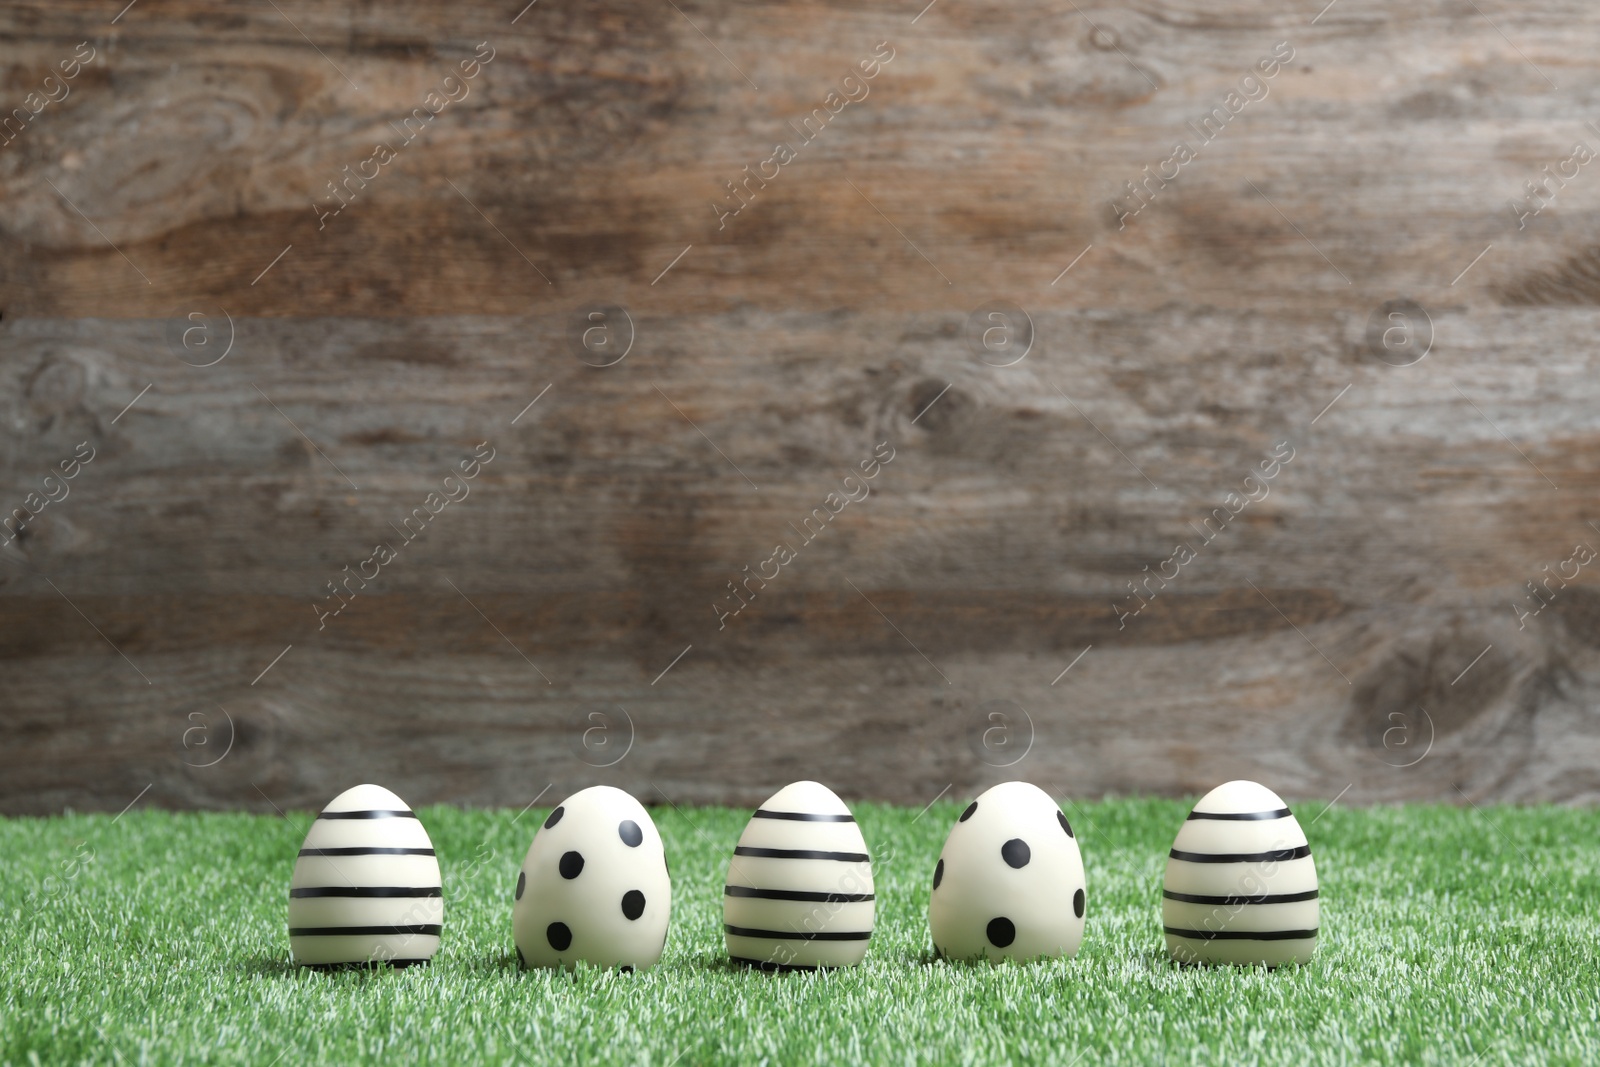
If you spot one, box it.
[242,955,434,976]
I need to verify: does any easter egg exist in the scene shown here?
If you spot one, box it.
[512,785,671,970]
[288,783,443,967]
[928,781,1086,962]
[723,781,875,970]
[1162,779,1319,967]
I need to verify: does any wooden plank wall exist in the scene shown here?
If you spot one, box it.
[4,1,1600,813]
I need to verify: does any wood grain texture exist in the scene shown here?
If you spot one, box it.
[4,1,1600,812]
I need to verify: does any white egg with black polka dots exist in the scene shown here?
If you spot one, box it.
[928,781,1086,963]
[511,785,671,971]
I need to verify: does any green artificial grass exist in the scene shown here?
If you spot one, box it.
[3,798,1597,1066]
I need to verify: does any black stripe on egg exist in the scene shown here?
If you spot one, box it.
[723,885,875,903]
[723,925,872,941]
[1163,925,1318,941]
[290,886,442,898]
[1163,888,1319,906]
[752,809,855,822]
[297,846,436,856]
[317,809,417,820]
[729,956,819,972]
[1168,844,1311,863]
[290,924,442,936]
[733,846,870,861]
[1187,807,1293,821]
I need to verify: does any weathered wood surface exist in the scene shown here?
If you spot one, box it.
[4,1,1600,813]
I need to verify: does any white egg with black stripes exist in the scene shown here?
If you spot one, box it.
[512,786,671,971]
[723,781,874,969]
[928,781,1086,962]
[288,783,443,967]
[1162,779,1319,967]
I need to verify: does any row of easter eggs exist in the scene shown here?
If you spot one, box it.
[289,779,1318,971]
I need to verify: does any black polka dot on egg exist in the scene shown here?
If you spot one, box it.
[959,801,978,822]
[515,870,526,900]
[1001,838,1031,869]
[986,917,1016,948]
[547,921,572,951]
[1057,810,1074,838]
[1074,887,1085,919]
[933,858,944,890]
[516,946,526,969]
[618,819,643,847]
[622,889,646,920]
[559,851,585,879]
[544,806,564,829]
